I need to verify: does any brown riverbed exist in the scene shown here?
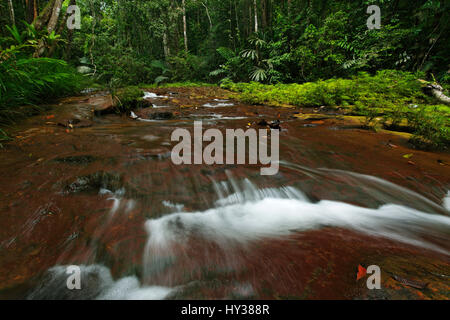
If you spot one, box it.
[0,87,449,300]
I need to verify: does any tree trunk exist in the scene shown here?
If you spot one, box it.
[261,0,267,29]
[201,1,212,31]
[34,0,38,21]
[50,0,76,57]
[7,0,15,26]
[47,0,63,33]
[253,0,258,33]
[163,30,170,59]
[430,84,450,105]
[34,0,56,31]
[33,0,63,57]
[182,0,188,51]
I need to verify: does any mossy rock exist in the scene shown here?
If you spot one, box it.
[114,87,148,113]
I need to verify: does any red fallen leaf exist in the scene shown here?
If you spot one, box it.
[45,115,55,119]
[357,265,367,281]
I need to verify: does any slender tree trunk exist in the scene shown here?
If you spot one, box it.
[47,0,63,33]
[163,30,170,59]
[25,0,33,23]
[7,0,15,26]
[33,0,63,57]
[49,0,76,57]
[182,0,188,51]
[34,0,56,31]
[261,0,267,29]
[253,0,258,33]
[34,0,38,21]
[248,2,252,36]
[201,1,212,31]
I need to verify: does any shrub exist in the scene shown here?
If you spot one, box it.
[0,45,85,124]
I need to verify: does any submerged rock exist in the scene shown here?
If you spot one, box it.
[54,155,97,165]
[89,95,117,116]
[148,112,175,120]
[63,171,124,194]
[58,118,93,129]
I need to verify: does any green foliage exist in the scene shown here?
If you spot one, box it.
[222,70,430,108]
[166,51,209,83]
[222,70,449,150]
[0,128,11,148]
[0,44,85,124]
[113,86,145,113]
[143,82,214,89]
[407,106,449,150]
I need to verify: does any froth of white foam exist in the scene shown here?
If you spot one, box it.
[444,191,450,211]
[143,92,169,99]
[202,102,235,108]
[28,264,174,300]
[97,276,174,300]
[145,196,450,254]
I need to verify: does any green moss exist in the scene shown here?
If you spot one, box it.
[113,86,145,112]
[221,71,432,108]
[222,71,449,150]
[140,82,215,88]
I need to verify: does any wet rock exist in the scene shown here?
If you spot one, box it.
[89,95,117,116]
[77,66,92,74]
[148,112,175,120]
[294,114,334,121]
[257,119,269,127]
[257,119,281,130]
[58,119,93,129]
[391,275,429,290]
[27,265,113,300]
[54,155,97,165]
[63,171,124,194]
[269,120,282,130]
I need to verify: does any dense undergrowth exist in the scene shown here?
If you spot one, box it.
[221,70,449,150]
[0,46,85,125]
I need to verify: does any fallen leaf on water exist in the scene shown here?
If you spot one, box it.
[403,154,414,159]
[408,161,416,166]
[357,265,367,281]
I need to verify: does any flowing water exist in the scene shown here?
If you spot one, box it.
[0,88,449,300]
